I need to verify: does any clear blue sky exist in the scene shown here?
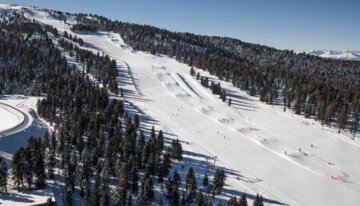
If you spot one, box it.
[2,0,360,51]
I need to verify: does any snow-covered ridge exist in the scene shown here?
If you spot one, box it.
[307,50,360,61]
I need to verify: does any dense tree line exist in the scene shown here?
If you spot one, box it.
[70,23,97,33]
[11,137,46,190]
[69,11,360,135]
[58,38,118,93]
[0,18,59,94]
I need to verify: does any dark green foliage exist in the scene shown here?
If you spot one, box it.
[166,170,181,206]
[92,176,101,206]
[11,137,46,190]
[203,172,209,188]
[228,194,248,206]
[70,23,97,33]
[213,169,226,194]
[170,139,183,161]
[228,196,238,206]
[115,161,128,205]
[0,155,8,194]
[185,167,197,203]
[252,194,264,206]
[190,67,196,76]
[239,193,248,206]
[11,148,24,190]
[140,172,154,205]
[45,147,56,179]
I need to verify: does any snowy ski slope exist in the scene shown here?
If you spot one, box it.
[1,4,359,206]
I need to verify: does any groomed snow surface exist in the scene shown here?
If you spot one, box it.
[1,3,359,206]
[0,105,20,132]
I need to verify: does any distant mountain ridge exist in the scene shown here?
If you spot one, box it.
[308,50,360,61]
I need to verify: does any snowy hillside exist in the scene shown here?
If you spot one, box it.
[308,50,360,61]
[0,3,360,206]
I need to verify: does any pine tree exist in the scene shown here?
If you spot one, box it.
[222,90,227,102]
[128,156,138,194]
[166,170,181,206]
[259,195,264,206]
[161,152,172,178]
[141,172,154,205]
[336,107,348,133]
[213,169,226,194]
[252,194,264,206]
[136,130,145,168]
[100,160,110,206]
[151,125,156,139]
[170,139,183,161]
[65,150,76,192]
[43,131,50,151]
[50,132,56,152]
[185,167,197,203]
[228,98,232,106]
[65,183,73,206]
[45,148,56,179]
[228,196,238,206]
[0,155,8,194]
[196,72,200,80]
[134,113,140,129]
[203,173,209,188]
[156,130,164,154]
[190,67,196,76]
[115,162,128,205]
[33,150,46,189]
[195,190,205,206]
[23,148,33,190]
[11,148,24,190]
[126,192,133,206]
[80,148,91,196]
[92,176,101,206]
[239,193,248,206]
[100,182,110,206]
[82,178,91,206]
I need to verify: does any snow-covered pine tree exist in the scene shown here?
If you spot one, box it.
[0,155,8,194]
[185,167,197,203]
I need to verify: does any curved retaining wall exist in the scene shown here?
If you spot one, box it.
[0,103,28,136]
